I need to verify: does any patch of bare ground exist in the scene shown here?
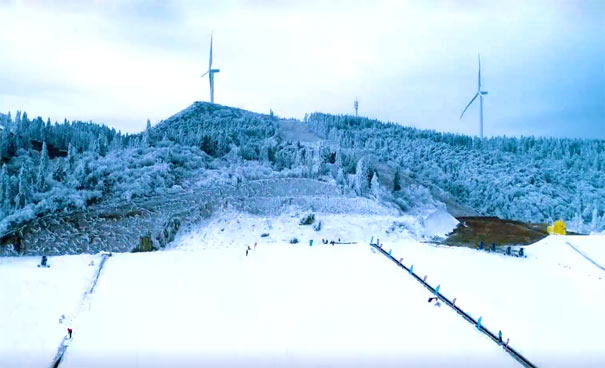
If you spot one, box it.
[444,216,549,248]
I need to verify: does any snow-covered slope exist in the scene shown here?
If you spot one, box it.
[58,212,510,367]
[2,212,602,367]
[385,235,605,367]
[0,254,103,367]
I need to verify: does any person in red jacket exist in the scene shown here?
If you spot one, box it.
[67,328,73,339]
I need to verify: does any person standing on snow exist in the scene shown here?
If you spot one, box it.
[498,330,503,344]
[67,328,73,339]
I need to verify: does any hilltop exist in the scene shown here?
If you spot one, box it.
[0,102,604,255]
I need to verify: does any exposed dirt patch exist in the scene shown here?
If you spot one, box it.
[444,216,549,248]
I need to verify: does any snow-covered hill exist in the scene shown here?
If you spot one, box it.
[2,211,603,367]
[2,102,604,256]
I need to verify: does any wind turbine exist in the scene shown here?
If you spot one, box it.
[201,34,220,104]
[460,54,488,138]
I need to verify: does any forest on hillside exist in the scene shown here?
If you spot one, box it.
[1,103,603,238]
[306,113,605,232]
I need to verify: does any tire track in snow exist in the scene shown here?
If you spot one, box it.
[565,241,605,273]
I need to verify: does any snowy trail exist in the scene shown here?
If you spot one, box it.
[371,242,535,368]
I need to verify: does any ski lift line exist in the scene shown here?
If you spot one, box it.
[50,253,111,368]
[564,241,605,273]
[369,242,537,368]
[88,253,110,294]
[49,336,68,368]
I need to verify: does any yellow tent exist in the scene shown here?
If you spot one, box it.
[547,220,566,235]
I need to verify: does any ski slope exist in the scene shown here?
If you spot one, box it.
[385,235,605,367]
[1,211,603,367]
[0,211,514,367]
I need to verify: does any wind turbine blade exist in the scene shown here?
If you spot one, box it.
[209,34,213,69]
[478,54,481,91]
[201,70,209,78]
[460,92,479,119]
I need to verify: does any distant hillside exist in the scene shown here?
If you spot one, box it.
[306,113,605,232]
[0,102,603,253]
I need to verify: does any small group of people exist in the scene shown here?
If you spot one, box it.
[321,238,341,246]
[477,241,497,252]
[478,242,525,258]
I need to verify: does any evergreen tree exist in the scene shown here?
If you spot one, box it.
[67,143,77,172]
[15,167,32,209]
[355,157,371,195]
[37,142,49,191]
[0,165,8,212]
[371,172,383,199]
[393,169,402,192]
[336,167,346,186]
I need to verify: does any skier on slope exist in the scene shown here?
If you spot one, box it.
[67,328,73,339]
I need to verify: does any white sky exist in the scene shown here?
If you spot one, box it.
[0,0,603,138]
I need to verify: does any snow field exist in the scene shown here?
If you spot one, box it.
[0,253,102,367]
[4,210,601,367]
[60,242,515,367]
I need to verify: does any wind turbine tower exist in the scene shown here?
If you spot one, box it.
[201,34,220,104]
[460,54,488,138]
[354,98,359,117]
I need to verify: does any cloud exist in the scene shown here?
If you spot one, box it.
[0,0,603,138]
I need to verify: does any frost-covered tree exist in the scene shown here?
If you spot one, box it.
[393,169,402,192]
[37,142,49,191]
[370,172,383,199]
[66,143,77,172]
[355,157,371,195]
[0,165,9,212]
[336,167,346,186]
[15,166,32,209]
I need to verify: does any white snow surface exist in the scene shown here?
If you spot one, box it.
[1,212,603,367]
[421,209,459,238]
[0,254,103,367]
